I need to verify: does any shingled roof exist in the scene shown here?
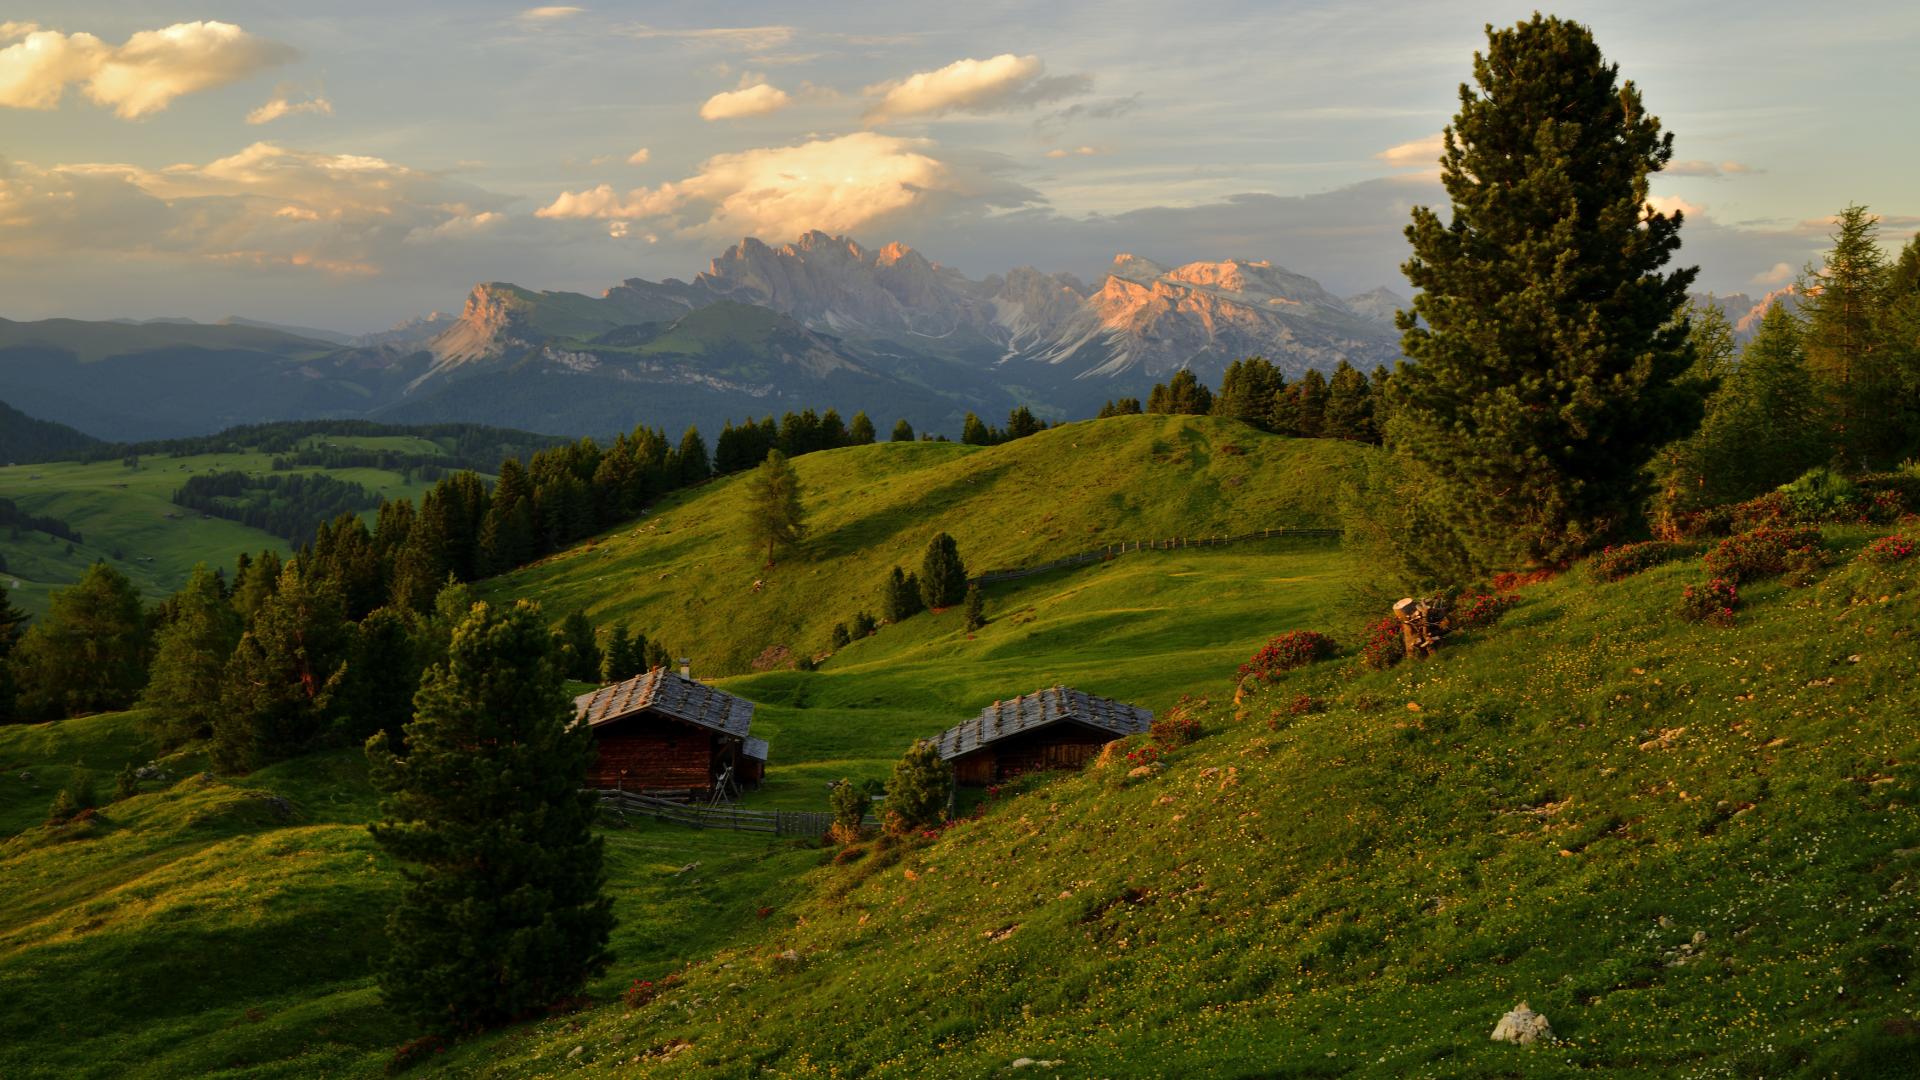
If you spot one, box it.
[573,667,755,739]
[933,686,1153,761]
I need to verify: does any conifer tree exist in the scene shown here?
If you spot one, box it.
[830,622,851,649]
[553,611,602,683]
[600,623,644,682]
[365,600,613,1033]
[140,564,242,747]
[232,548,283,624]
[1321,362,1374,441]
[643,639,671,671]
[963,584,985,631]
[1098,398,1144,418]
[890,418,915,442]
[850,610,877,638]
[961,413,992,446]
[675,425,711,486]
[884,566,923,623]
[1213,357,1282,427]
[213,566,349,773]
[819,409,849,448]
[1801,205,1894,463]
[1006,406,1043,440]
[0,585,28,722]
[919,532,968,609]
[848,412,877,445]
[337,606,423,746]
[884,740,953,834]
[1391,14,1702,569]
[11,561,147,720]
[744,449,806,566]
[1147,370,1214,415]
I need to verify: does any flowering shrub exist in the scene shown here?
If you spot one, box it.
[625,974,680,1010]
[1237,630,1337,682]
[1730,491,1793,530]
[1863,534,1916,564]
[1864,488,1908,524]
[1123,743,1162,767]
[1359,615,1404,670]
[1451,592,1520,631]
[1655,503,1735,541]
[1589,541,1689,582]
[1288,694,1321,716]
[1703,525,1823,583]
[1149,708,1202,748]
[1680,578,1739,626]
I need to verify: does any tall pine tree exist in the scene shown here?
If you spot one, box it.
[1391,14,1702,569]
[365,599,613,1033]
[1801,205,1894,464]
[744,449,806,566]
[140,564,243,747]
[919,532,968,609]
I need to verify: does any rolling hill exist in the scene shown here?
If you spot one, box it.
[0,400,105,464]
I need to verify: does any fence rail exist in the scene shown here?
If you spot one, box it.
[594,789,871,836]
[967,526,1341,586]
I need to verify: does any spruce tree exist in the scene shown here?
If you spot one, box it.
[600,623,645,682]
[0,585,27,722]
[1006,406,1043,440]
[961,413,992,446]
[1321,362,1374,441]
[744,449,806,566]
[551,611,602,682]
[232,548,282,624]
[1213,357,1282,427]
[884,740,953,835]
[337,607,423,746]
[1801,205,1894,463]
[963,584,986,631]
[919,532,968,609]
[830,622,851,649]
[848,412,877,445]
[365,599,613,1033]
[11,561,147,719]
[140,564,242,747]
[1148,370,1214,415]
[890,419,915,443]
[675,425,711,486]
[213,566,349,773]
[884,566,924,623]
[1391,14,1702,569]
[850,610,877,638]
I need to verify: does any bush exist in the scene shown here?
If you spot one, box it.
[849,611,877,639]
[883,566,923,623]
[385,1035,447,1074]
[1780,467,1860,521]
[1857,472,1920,521]
[1862,534,1916,565]
[963,585,985,631]
[1680,578,1739,626]
[829,779,868,840]
[114,763,140,802]
[1237,631,1337,682]
[1149,701,1202,748]
[1703,525,1824,583]
[624,975,676,1010]
[883,742,952,835]
[1359,615,1404,670]
[1589,541,1690,582]
[1451,592,1520,631]
[830,623,851,649]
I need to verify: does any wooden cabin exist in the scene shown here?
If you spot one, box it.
[933,686,1153,786]
[573,668,763,799]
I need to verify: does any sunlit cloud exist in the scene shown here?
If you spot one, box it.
[1751,261,1794,286]
[865,54,1090,123]
[246,87,332,124]
[1375,133,1444,171]
[1045,146,1100,159]
[623,24,795,51]
[519,6,586,19]
[1647,194,1704,219]
[0,20,294,119]
[626,147,650,165]
[535,131,1039,240]
[699,81,791,121]
[1666,160,1761,178]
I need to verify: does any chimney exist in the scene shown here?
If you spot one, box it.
[678,657,692,680]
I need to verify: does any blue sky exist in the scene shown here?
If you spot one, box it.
[3,1,1916,330]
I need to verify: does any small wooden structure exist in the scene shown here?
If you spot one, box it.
[573,668,763,800]
[1393,596,1449,660]
[933,686,1153,786]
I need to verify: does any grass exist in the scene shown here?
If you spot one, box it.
[0,438,450,618]
[485,414,1367,676]
[443,522,1920,1078]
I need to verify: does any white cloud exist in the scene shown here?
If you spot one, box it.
[1045,146,1101,159]
[698,81,790,120]
[1666,159,1761,178]
[626,147,651,165]
[0,20,294,119]
[247,88,332,125]
[519,6,586,19]
[1376,133,1445,170]
[1751,261,1794,287]
[535,131,1039,240]
[0,142,507,276]
[1646,194,1704,219]
[623,25,795,51]
[865,54,1090,123]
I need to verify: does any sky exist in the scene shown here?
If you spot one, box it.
[2,1,1917,332]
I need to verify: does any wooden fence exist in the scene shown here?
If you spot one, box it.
[967,526,1341,586]
[595,789,874,836]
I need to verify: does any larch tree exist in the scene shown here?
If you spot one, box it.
[744,449,807,566]
[1800,205,1893,463]
[365,599,613,1033]
[1390,14,1704,570]
[140,564,243,747]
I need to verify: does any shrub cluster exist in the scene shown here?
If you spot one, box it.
[1451,592,1520,631]
[1680,578,1739,626]
[1703,525,1823,583]
[1863,534,1916,565]
[623,975,677,1010]
[1149,705,1201,749]
[1237,631,1337,683]
[1359,615,1405,671]
[1588,540,1690,582]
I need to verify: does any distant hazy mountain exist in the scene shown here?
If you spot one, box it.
[1691,287,1804,343]
[0,399,107,463]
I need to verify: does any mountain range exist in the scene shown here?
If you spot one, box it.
[0,231,1793,443]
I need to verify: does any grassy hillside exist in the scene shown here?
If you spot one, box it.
[486,414,1368,675]
[0,399,106,464]
[0,440,447,618]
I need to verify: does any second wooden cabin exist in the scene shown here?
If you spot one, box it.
[574,668,767,800]
[933,685,1153,786]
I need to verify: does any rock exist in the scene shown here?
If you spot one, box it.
[1693,930,1708,945]
[17,771,30,782]
[135,765,169,781]
[1657,915,1675,929]
[1127,765,1153,779]
[566,1045,584,1060]
[1490,1002,1552,1045]
[1010,1059,1063,1069]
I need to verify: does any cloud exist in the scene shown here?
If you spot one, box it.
[623,25,795,51]
[519,6,586,19]
[1045,146,1100,159]
[0,142,508,276]
[1666,159,1762,178]
[535,131,1040,240]
[246,87,332,124]
[865,54,1090,123]
[1376,133,1445,170]
[1646,194,1704,219]
[0,20,294,119]
[699,81,790,120]
[1751,261,1794,287]
[626,147,650,165]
